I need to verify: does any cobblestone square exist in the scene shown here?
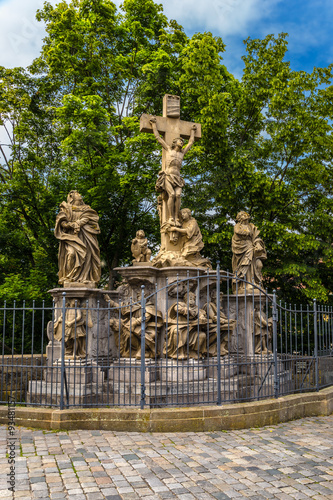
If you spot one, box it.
[1,415,332,499]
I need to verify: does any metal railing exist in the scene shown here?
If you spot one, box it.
[0,271,332,409]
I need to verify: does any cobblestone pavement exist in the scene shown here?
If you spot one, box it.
[0,415,333,500]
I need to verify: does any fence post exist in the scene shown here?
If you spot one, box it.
[216,262,221,405]
[313,299,319,391]
[272,290,279,399]
[60,292,66,410]
[140,285,146,410]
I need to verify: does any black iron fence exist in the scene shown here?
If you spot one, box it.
[0,271,332,409]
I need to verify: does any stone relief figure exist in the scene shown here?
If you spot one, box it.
[110,293,163,359]
[163,292,207,359]
[231,211,266,293]
[131,230,152,263]
[167,279,196,298]
[150,117,196,226]
[55,190,101,286]
[54,299,92,357]
[252,308,273,354]
[115,280,131,303]
[203,289,237,356]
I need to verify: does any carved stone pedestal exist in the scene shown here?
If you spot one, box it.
[114,265,212,355]
[46,339,61,365]
[115,265,209,309]
[48,287,118,362]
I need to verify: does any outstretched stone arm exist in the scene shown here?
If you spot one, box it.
[150,117,169,151]
[182,124,196,155]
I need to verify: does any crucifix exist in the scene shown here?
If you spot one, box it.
[140,95,201,251]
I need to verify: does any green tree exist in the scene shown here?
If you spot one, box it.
[0,0,188,297]
[1,1,333,306]
[176,33,333,302]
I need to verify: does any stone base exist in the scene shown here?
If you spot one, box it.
[26,353,294,408]
[107,357,238,384]
[151,378,239,407]
[159,359,207,382]
[26,380,107,406]
[103,356,240,406]
[108,377,239,407]
[62,281,97,288]
[107,358,159,383]
[204,357,238,379]
[43,359,104,385]
[27,358,105,407]
[46,340,61,365]
[105,357,243,407]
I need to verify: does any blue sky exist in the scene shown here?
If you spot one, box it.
[0,0,332,78]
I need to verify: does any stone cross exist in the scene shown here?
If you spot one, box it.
[140,95,202,254]
[140,94,201,171]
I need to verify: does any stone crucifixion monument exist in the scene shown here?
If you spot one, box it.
[140,94,210,268]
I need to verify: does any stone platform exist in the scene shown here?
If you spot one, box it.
[27,354,293,407]
[102,355,293,407]
[27,358,105,407]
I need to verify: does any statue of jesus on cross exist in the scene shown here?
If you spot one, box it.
[150,117,197,227]
[140,94,201,233]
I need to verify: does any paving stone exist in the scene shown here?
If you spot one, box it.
[0,415,332,500]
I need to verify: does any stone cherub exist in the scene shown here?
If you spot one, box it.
[131,230,152,263]
[150,117,196,227]
[231,211,266,293]
[54,190,101,286]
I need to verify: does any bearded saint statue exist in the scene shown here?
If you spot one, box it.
[54,190,101,286]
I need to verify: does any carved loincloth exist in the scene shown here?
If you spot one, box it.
[155,171,185,193]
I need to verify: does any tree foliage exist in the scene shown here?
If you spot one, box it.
[0,0,333,304]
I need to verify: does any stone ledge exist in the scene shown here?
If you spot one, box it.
[0,386,332,432]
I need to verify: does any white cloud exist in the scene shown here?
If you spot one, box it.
[0,0,57,68]
[162,0,280,35]
[1,0,279,70]
[1,0,331,75]
[112,0,281,36]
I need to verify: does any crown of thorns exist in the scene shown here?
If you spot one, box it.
[171,137,184,147]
